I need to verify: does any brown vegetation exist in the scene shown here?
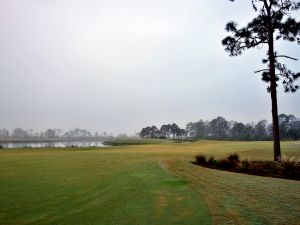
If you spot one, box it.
[194,153,300,180]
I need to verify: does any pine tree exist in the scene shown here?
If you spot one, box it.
[222,0,300,161]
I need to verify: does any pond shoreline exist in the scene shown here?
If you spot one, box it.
[0,140,107,149]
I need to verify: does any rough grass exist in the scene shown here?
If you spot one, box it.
[0,141,300,225]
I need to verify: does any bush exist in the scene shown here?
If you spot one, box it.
[207,156,216,165]
[240,159,251,171]
[247,161,268,175]
[0,145,3,149]
[227,153,240,163]
[280,155,300,178]
[219,159,232,169]
[218,153,241,169]
[242,161,281,176]
[262,161,282,174]
[195,154,207,164]
[193,153,300,180]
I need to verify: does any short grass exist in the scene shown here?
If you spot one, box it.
[0,141,299,225]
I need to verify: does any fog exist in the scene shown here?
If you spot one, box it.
[0,0,299,134]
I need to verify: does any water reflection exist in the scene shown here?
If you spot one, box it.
[0,141,106,149]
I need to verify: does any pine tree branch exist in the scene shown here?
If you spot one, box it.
[263,0,271,12]
[272,2,292,17]
[275,55,298,60]
[254,69,269,73]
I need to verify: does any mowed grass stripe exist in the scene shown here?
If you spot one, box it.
[165,159,300,225]
[0,148,210,225]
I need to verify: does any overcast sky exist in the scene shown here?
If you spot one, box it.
[0,0,299,135]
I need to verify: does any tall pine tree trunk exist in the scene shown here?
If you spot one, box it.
[268,22,281,162]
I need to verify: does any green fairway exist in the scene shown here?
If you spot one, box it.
[0,141,300,225]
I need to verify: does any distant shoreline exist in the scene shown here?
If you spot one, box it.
[0,138,104,143]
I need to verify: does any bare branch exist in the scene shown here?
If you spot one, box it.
[275,55,298,60]
[254,69,269,73]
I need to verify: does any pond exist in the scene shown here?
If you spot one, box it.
[0,141,106,149]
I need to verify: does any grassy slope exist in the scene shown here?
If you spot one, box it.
[0,141,299,225]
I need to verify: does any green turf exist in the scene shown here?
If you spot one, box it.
[0,141,299,225]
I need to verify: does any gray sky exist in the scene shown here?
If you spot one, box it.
[0,0,299,135]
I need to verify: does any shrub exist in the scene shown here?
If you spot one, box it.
[218,153,241,169]
[0,145,3,149]
[247,161,268,175]
[244,161,281,175]
[240,159,251,171]
[280,155,300,178]
[227,153,240,163]
[262,161,282,174]
[207,156,216,165]
[193,153,299,180]
[219,159,232,169]
[195,154,207,164]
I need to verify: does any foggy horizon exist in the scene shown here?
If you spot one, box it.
[1,0,299,135]
[1,113,300,136]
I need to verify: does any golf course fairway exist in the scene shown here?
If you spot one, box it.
[0,141,299,225]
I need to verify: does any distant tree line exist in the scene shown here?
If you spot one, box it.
[139,114,300,141]
[0,128,112,140]
[140,123,186,139]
